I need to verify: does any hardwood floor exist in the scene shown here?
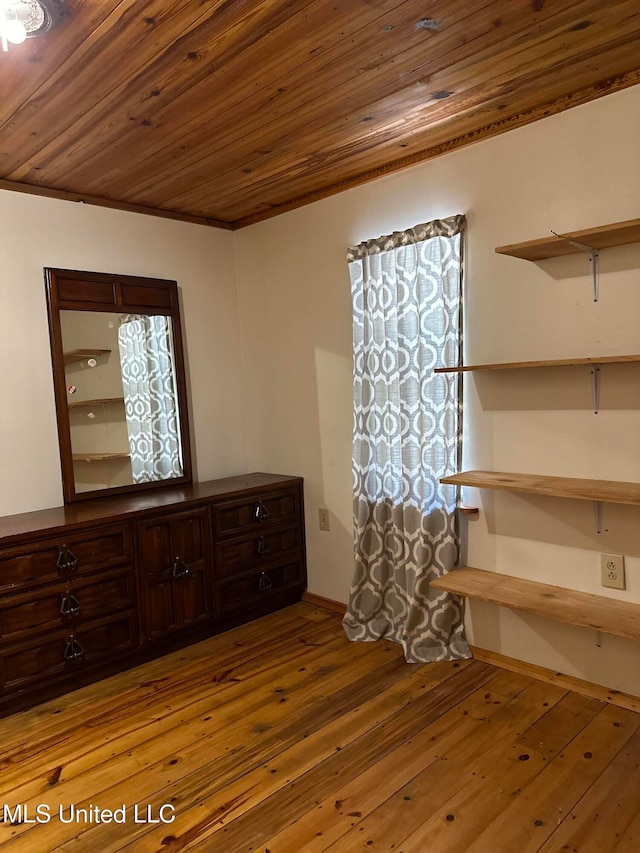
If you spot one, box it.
[0,602,638,852]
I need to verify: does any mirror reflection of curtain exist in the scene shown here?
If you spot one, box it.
[118,315,183,483]
[342,214,469,663]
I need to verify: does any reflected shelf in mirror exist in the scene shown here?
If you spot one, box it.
[68,397,125,408]
[63,348,111,365]
[72,452,131,462]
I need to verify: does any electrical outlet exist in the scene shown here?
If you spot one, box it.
[600,553,625,590]
[318,508,331,531]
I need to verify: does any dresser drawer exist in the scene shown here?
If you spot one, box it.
[211,488,300,538]
[214,524,303,578]
[0,611,138,694]
[0,567,136,645]
[216,561,304,614]
[0,525,133,592]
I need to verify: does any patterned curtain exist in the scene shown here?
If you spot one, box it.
[118,315,183,483]
[342,215,470,662]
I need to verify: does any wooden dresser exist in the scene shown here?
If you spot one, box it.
[0,473,306,714]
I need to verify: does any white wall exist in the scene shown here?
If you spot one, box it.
[234,84,640,695]
[0,193,245,515]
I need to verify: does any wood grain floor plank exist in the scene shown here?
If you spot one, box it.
[465,703,640,853]
[0,626,354,805]
[537,728,640,852]
[319,679,567,852]
[516,689,604,758]
[0,603,636,853]
[0,609,341,784]
[114,661,497,853]
[613,806,640,851]
[0,603,326,759]
[258,670,536,853]
[395,692,604,853]
[109,662,479,853]
[183,669,546,852]
[62,658,478,852]
[0,633,403,849]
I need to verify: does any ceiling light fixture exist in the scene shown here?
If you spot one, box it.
[0,0,67,52]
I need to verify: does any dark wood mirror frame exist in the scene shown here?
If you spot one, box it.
[45,268,193,504]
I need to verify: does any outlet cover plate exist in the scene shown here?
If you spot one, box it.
[600,553,625,590]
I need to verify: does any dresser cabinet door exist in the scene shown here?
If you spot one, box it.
[138,507,212,641]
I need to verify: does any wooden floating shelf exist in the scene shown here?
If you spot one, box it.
[68,397,125,408]
[431,567,640,642]
[72,452,130,462]
[435,353,640,374]
[441,470,640,507]
[63,348,111,366]
[495,217,640,261]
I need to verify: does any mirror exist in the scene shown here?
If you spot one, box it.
[45,268,193,503]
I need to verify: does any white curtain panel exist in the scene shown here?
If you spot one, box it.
[343,215,469,662]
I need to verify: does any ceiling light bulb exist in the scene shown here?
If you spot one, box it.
[13,0,45,33]
[3,17,27,43]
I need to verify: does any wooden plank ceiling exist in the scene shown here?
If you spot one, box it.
[1,0,639,229]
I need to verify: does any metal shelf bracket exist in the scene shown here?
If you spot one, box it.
[550,230,600,301]
[594,500,603,534]
[590,363,601,414]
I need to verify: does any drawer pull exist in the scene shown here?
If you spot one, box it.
[60,593,81,619]
[172,558,190,579]
[63,635,84,662]
[56,546,78,575]
[257,536,270,558]
[258,571,273,593]
[253,502,270,523]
